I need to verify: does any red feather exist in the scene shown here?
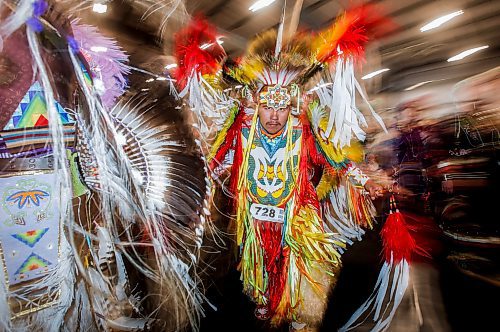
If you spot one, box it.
[400,211,441,259]
[174,16,226,90]
[315,4,396,64]
[381,211,423,263]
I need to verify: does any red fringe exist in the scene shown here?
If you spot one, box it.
[346,181,371,228]
[210,109,245,168]
[228,121,244,208]
[174,16,225,90]
[209,110,246,210]
[296,116,327,210]
[301,115,327,167]
[256,220,287,316]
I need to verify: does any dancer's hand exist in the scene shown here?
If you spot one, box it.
[365,180,384,200]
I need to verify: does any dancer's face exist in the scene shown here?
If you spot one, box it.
[257,104,291,135]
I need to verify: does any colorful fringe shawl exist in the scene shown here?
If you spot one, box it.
[209,110,374,324]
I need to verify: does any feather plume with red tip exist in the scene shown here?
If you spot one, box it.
[314,4,395,64]
[174,16,226,90]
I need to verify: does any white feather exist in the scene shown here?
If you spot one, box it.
[275,4,285,57]
[0,0,33,43]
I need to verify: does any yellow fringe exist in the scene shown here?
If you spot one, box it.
[316,168,338,201]
[208,104,240,162]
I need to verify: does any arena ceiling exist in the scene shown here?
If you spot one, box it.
[79,0,500,92]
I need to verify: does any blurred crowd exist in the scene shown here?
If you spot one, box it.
[355,66,500,331]
[363,66,499,241]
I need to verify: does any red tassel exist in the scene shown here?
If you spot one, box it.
[300,115,327,167]
[381,211,417,263]
[174,16,226,90]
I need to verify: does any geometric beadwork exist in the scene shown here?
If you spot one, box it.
[6,190,50,209]
[4,81,73,130]
[260,85,291,110]
[14,252,52,276]
[11,228,49,248]
[0,173,60,290]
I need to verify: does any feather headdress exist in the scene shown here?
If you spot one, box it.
[232,29,313,88]
[220,4,392,147]
[226,5,393,88]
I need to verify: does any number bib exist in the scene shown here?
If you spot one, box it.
[250,203,285,223]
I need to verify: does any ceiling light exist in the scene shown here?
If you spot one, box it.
[404,81,433,91]
[200,43,213,50]
[249,0,276,12]
[308,82,333,93]
[165,63,177,70]
[90,46,107,52]
[145,78,155,83]
[92,3,108,14]
[156,77,167,81]
[361,68,390,80]
[447,45,489,62]
[420,10,463,32]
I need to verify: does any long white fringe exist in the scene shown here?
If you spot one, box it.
[322,185,365,244]
[339,255,410,332]
[179,72,234,138]
[19,25,76,331]
[313,59,386,148]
